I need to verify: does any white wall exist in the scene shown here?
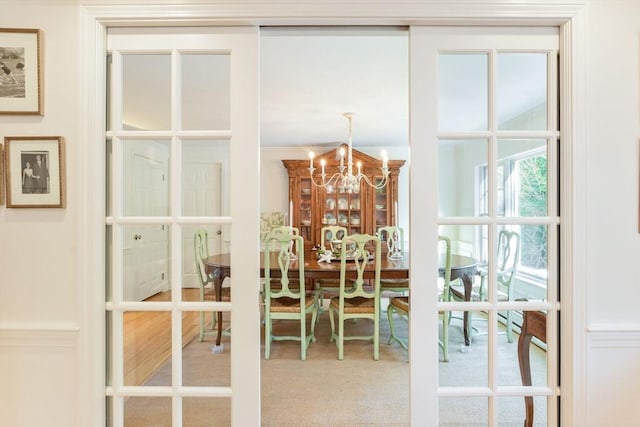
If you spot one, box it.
[0,2,80,426]
[1,1,639,426]
[584,1,640,426]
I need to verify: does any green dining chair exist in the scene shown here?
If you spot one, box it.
[269,225,300,255]
[450,229,520,343]
[387,235,452,361]
[320,225,348,253]
[377,225,409,293]
[263,229,318,360]
[194,230,230,342]
[317,225,349,313]
[328,233,381,360]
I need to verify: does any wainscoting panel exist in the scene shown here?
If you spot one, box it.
[586,325,640,427]
[0,324,79,427]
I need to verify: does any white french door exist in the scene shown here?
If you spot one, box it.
[410,26,560,425]
[102,23,561,427]
[105,27,259,426]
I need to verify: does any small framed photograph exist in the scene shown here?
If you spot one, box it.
[0,28,42,115]
[4,136,65,208]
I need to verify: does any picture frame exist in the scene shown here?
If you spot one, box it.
[4,136,65,208]
[0,28,42,115]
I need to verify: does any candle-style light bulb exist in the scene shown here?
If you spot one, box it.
[357,161,362,175]
[339,147,345,169]
[309,151,314,169]
[320,158,326,175]
[381,150,388,169]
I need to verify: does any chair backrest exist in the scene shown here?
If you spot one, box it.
[269,226,300,254]
[320,225,347,250]
[194,230,211,286]
[377,226,404,254]
[496,230,520,289]
[338,233,381,305]
[263,229,305,307]
[271,225,299,236]
[438,235,452,301]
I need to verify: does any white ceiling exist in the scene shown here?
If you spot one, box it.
[260,27,409,149]
[121,26,545,148]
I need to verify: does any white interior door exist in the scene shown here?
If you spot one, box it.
[123,142,170,300]
[182,159,223,287]
[106,27,259,426]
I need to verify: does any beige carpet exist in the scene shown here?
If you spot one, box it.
[124,302,547,426]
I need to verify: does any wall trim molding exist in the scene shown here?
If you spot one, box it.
[0,323,79,347]
[587,326,640,348]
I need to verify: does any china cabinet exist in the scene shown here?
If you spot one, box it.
[283,146,405,250]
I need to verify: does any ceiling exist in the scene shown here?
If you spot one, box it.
[121,26,544,148]
[260,27,409,149]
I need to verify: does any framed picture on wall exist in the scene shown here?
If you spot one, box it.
[4,136,65,208]
[0,28,42,115]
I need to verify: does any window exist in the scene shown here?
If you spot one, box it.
[477,144,548,285]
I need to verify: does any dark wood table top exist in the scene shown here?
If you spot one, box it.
[205,250,409,280]
[204,251,476,281]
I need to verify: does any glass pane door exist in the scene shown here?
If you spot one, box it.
[410,26,560,426]
[106,26,259,427]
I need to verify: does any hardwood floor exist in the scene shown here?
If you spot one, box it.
[123,289,204,386]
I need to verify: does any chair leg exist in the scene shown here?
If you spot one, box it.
[328,309,336,343]
[338,313,344,360]
[387,305,395,345]
[264,314,271,360]
[300,312,306,361]
[387,305,408,350]
[310,306,318,343]
[199,310,205,342]
[374,312,379,361]
[441,311,449,362]
[316,289,324,324]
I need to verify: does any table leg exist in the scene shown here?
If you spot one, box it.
[210,265,230,349]
[451,267,476,347]
[462,275,472,346]
[215,281,223,347]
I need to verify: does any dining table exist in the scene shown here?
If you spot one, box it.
[203,250,478,347]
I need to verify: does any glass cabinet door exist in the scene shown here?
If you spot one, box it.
[299,177,312,242]
[321,184,362,235]
[374,177,390,228]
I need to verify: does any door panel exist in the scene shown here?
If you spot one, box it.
[107,26,259,427]
[122,140,170,301]
[410,26,559,426]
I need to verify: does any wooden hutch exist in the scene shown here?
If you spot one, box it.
[282,146,405,250]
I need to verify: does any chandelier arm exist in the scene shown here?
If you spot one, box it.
[306,113,390,193]
[358,169,390,190]
[308,169,345,188]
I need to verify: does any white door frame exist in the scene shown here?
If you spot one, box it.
[79,3,586,426]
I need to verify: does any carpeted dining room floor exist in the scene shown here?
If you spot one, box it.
[124,299,547,427]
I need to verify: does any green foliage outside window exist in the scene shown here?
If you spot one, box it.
[518,155,547,269]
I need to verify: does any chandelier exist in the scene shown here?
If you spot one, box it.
[308,112,389,193]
